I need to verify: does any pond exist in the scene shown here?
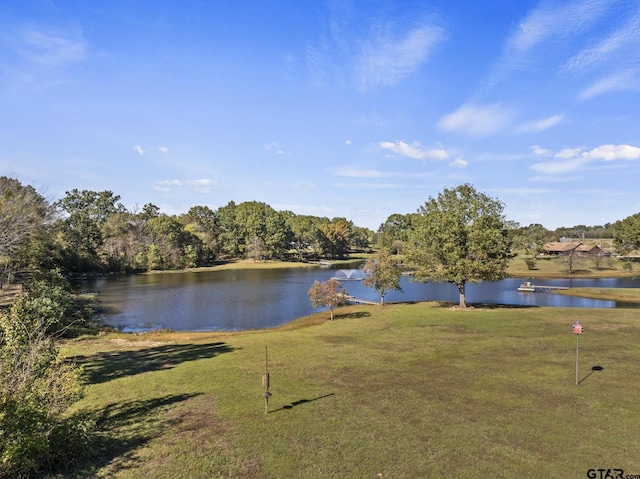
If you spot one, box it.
[75,265,640,332]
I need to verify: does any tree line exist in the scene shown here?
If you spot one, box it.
[0,176,375,282]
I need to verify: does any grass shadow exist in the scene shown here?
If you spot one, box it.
[470,303,540,309]
[335,311,371,320]
[73,342,236,384]
[578,365,604,384]
[270,393,336,413]
[72,393,201,477]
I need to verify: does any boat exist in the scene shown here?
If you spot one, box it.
[517,281,536,292]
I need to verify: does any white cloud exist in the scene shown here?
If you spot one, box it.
[531,157,588,175]
[438,103,513,137]
[264,142,288,155]
[517,114,563,132]
[379,141,449,161]
[531,145,552,156]
[555,148,582,159]
[450,157,468,168]
[345,140,352,145]
[133,145,144,155]
[356,22,446,90]
[530,143,640,176]
[159,146,169,153]
[582,144,640,161]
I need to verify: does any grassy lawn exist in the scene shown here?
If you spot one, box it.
[508,254,637,278]
[62,303,640,478]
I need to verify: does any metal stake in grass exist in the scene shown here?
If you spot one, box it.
[572,322,583,385]
[262,346,272,413]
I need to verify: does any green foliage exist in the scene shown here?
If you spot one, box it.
[361,251,402,305]
[318,218,352,259]
[284,213,329,260]
[55,189,125,267]
[0,177,52,283]
[0,273,92,477]
[407,184,511,307]
[613,212,640,255]
[377,213,414,254]
[511,223,553,257]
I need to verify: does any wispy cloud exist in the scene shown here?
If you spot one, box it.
[497,0,613,76]
[264,142,287,155]
[517,114,563,133]
[133,145,144,155]
[159,146,169,153]
[356,21,446,91]
[155,178,216,193]
[332,166,434,178]
[563,7,640,74]
[578,69,640,100]
[451,157,468,168]
[16,26,87,68]
[530,157,588,175]
[307,6,446,91]
[1,25,87,89]
[379,141,449,161]
[531,145,552,156]
[438,103,514,137]
[333,167,385,178]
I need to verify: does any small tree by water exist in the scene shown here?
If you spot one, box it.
[362,251,402,305]
[308,279,347,320]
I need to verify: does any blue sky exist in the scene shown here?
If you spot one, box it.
[1,0,639,231]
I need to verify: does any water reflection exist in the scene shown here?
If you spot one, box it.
[76,268,639,332]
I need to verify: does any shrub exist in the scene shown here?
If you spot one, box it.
[0,273,94,477]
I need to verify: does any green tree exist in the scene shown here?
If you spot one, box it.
[184,205,217,263]
[361,251,402,305]
[215,201,240,257]
[512,223,553,270]
[234,202,293,259]
[55,189,124,270]
[0,177,52,286]
[318,218,352,259]
[613,212,640,256]
[407,184,511,308]
[377,213,414,254]
[308,279,347,320]
[285,213,327,260]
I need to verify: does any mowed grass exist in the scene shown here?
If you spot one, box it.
[62,303,640,479]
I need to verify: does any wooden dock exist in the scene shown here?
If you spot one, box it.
[518,282,569,292]
[343,295,378,305]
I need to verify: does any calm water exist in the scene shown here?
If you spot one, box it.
[75,266,640,332]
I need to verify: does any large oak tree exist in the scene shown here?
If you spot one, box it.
[613,212,640,255]
[407,184,511,308]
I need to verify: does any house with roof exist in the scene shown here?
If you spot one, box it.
[544,242,581,255]
[544,242,604,257]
